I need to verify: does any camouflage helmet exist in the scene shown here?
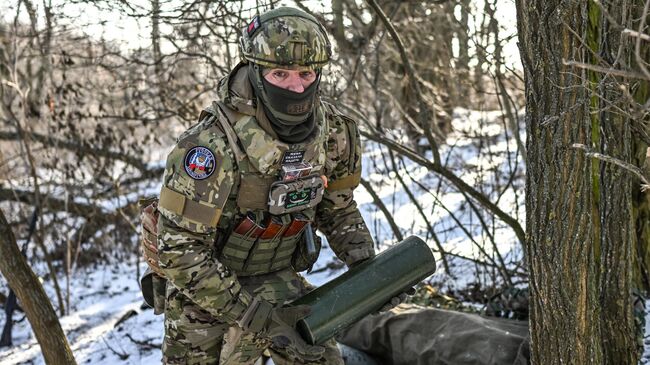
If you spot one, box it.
[239,7,332,70]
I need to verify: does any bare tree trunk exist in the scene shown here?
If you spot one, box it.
[517,0,639,363]
[456,0,471,74]
[631,1,650,294]
[0,209,76,365]
[455,0,471,108]
[151,0,167,118]
[332,0,347,47]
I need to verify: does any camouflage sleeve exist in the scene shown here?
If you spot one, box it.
[315,109,375,266]
[156,121,252,323]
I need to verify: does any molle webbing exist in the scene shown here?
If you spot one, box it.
[224,237,299,273]
[159,186,222,228]
[201,101,328,276]
[220,214,307,276]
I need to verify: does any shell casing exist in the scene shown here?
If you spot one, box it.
[291,235,437,345]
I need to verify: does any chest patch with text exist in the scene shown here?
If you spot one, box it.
[282,150,305,164]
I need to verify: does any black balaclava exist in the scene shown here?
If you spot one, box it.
[248,64,319,144]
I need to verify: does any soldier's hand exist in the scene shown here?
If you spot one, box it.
[267,305,325,361]
[140,200,164,276]
[238,298,325,362]
[378,286,417,313]
[141,202,158,239]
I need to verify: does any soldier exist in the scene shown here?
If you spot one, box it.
[140,7,383,365]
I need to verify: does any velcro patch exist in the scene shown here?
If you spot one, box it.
[247,16,261,36]
[282,150,305,164]
[184,146,216,180]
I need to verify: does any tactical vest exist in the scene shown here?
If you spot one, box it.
[203,101,329,276]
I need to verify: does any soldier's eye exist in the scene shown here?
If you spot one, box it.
[300,71,316,80]
[273,71,287,79]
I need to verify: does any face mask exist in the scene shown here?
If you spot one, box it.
[261,74,319,121]
[248,64,320,143]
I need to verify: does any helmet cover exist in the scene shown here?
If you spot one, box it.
[239,7,331,70]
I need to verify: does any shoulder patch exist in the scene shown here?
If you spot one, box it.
[184,146,217,180]
[158,119,236,233]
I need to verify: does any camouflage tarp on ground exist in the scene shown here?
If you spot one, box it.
[337,304,530,365]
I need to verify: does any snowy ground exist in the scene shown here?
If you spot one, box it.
[644,303,650,364]
[0,107,606,364]
[0,262,163,364]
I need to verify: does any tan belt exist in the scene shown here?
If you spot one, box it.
[159,186,222,228]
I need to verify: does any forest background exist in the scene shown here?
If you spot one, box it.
[0,0,648,364]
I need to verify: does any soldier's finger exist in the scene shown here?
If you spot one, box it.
[390,296,401,306]
[297,344,325,361]
[142,215,157,231]
[379,303,392,312]
[285,304,312,320]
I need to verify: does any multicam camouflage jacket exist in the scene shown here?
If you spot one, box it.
[155,62,375,324]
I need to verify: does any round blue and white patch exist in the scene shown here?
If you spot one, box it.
[184,146,216,180]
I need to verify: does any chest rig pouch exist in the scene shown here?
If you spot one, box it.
[268,174,325,215]
[210,101,328,276]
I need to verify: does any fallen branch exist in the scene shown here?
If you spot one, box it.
[102,336,129,361]
[125,333,161,350]
[114,309,138,329]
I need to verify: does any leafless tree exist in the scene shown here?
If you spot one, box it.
[517,0,649,362]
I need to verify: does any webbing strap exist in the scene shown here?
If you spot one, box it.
[326,171,361,191]
[213,101,247,163]
[159,186,222,228]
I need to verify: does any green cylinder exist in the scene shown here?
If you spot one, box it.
[292,235,437,345]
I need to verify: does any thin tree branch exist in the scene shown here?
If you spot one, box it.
[0,187,137,218]
[622,28,650,42]
[361,130,526,245]
[636,0,650,83]
[359,178,404,242]
[366,0,442,164]
[0,129,153,174]
[563,59,649,80]
[572,143,650,191]
[387,150,451,274]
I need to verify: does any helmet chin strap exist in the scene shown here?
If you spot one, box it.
[248,63,319,144]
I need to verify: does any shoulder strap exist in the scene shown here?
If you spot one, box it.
[202,102,247,164]
[320,101,363,191]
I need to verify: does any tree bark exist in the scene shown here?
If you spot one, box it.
[0,209,76,364]
[517,0,640,363]
[631,1,650,294]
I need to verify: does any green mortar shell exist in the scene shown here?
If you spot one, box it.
[291,235,437,345]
